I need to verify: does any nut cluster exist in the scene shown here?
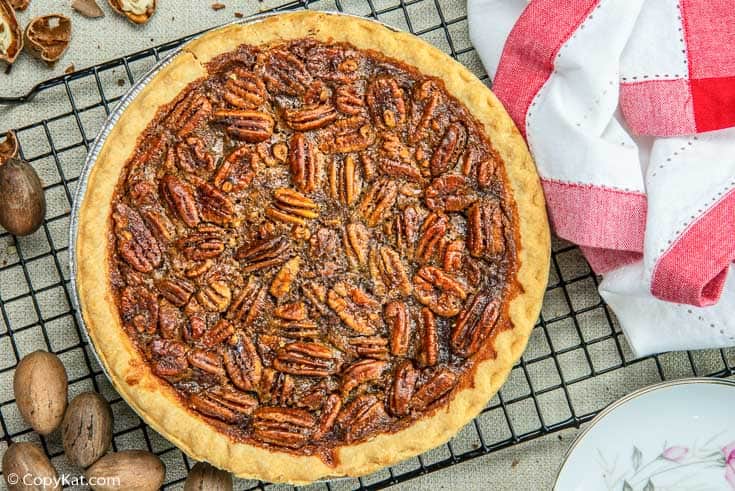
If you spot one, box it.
[111,38,516,455]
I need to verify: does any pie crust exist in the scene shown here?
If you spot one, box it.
[75,11,550,483]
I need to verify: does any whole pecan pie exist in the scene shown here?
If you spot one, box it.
[75,11,550,484]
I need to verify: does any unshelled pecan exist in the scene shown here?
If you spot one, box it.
[430,122,466,177]
[269,256,301,299]
[313,393,341,439]
[288,132,320,193]
[188,348,225,377]
[388,359,418,416]
[157,277,195,307]
[349,336,389,360]
[189,386,257,423]
[213,146,257,193]
[259,368,294,406]
[236,235,291,273]
[113,203,161,273]
[213,109,274,142]
[413,266,468,317]
[385,301,411,357]
[410,368,457,411]
[425,174,477,212]
[223,68,266,108]
[266,188,319,226]
[451,292,500,357]
[224,336,263,392]
[417,307,438,367]
[358,177,399,227]
[120,286,158,334]
[343,221,369,268]
[252,407,315,449]
[160,174,200,228]
[328,154,362,205]
[201,319,235,347]
[467,199,506,258]
[415,212,448,263]
[367,76,406,129]
[340,359,387,396]
[327,282,382,335]
[177,226,225,261]
[284,103,338,131]
[273,342,338,377]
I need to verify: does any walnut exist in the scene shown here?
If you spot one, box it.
[24,15,71,64]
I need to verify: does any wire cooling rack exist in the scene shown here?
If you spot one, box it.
[0,0,733,489]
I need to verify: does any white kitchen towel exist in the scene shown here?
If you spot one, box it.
[468,0,735,356]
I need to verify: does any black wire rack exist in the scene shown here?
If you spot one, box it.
[0,0,733,489]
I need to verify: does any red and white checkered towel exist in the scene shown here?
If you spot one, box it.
[468,0,735,356]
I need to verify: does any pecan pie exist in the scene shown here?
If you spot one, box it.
[75,11,550,484]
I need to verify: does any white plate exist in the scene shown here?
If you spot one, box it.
[555,378,735,491]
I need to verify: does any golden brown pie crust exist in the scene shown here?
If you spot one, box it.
[76,11,550,483]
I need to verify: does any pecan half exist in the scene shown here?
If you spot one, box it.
[467,199,506,258]
[274,302,307,321]
[413,266,468,317]
[223,68,266,108]
[379,159,422,182]
[177,226,225,261]
[113,203,161,273]
[266,188,319,226]
[410,368,457,411]
[188,349,225,377]
[165,91,211,138]
[120,286,158,334]
[158,299,183,339]
[385,301,411,357]
[213,109,274,142]
[313,393,341,439]
[288,133,320,193]
[343,222,369,268]
[335,85,364,115]
[192,176,236,226]
[273,342,338,377]
[261,48,310,96]
[425,174,478,212]
[197,280,232,312]
[259,368,294,406]
[166,137,215,175]
[302,281,329,316]
[349,336,389,360]
[160,174,200,228]
[327,282,382,335]
[213,146,257,193]
[443,240,465,274]
[274,319,320,339]
[410,80,442,144]
[284,103,338,131]
[371,246,412,297]
[367,76,406,129]
[269,256,301,300]
[252,407,315,449]
[393,205,421,258]
[415,212,448,264]
[388,360,418,416]
[358,177,399,227]
[337,394,388,443]
[190,387,257,424]
[157,277,195,307]
[224,336,263,392]
[228,276,267,325]
[236,235,291,273]
[451,292,500,357]
[320,116,375,154]
[417,307,438,367]
[141,209,174,244]
[328,154,362,205]
[430,122,467,177]
[341,359,387,396]
[201,319,235,347]
[149,339,188,379]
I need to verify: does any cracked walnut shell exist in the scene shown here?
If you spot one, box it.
[108,0,155,24]
[24,14,71,64]
[0,0,22,64]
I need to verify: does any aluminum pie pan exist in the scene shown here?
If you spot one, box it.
[68,9,400,479]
